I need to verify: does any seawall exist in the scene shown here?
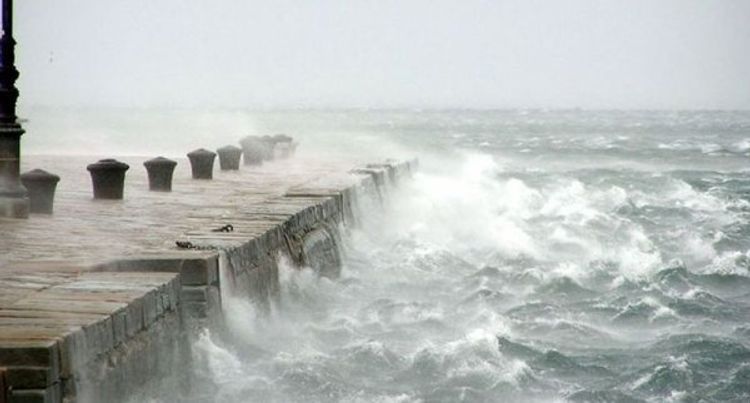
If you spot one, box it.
[0,156,417,402]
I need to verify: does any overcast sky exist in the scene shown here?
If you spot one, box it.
[14,0,750,110]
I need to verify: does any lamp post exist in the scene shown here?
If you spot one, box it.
[0,0,28,218]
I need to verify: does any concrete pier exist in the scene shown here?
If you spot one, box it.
[0,154,417,402]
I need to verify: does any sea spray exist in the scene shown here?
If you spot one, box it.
[121,109,750,402]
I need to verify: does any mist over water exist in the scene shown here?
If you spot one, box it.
[75,108,750,403]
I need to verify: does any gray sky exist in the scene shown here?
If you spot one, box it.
[15,0,750,109]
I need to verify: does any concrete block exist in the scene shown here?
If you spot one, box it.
[4,366,56,390]
[142,291,158,329]
[180,285,220,307]
[159,288,172,314]
[123,296,144,338]
[206,286,221,312]
[180,284,220,322]
[82,317,113,359]
[180,256,219,286]
[111,258,181,273]
[102,254,219,287]
[181,302,208,319]
[112,309,127,346]
[301,226,342,278]
[154,286,166,318]
[58,329,85,379]
[168,278,182,309]
[0,368,6,403]
[9,382,61,403]
[180,286,209,302]
[0,340,59,370]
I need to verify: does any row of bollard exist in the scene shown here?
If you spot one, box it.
[19,134,296,214]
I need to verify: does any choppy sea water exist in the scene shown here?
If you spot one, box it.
[40,109,749,403]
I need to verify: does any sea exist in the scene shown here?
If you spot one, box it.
[24,108,750,402]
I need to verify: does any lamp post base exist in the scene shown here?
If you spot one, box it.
[0,194,29,218]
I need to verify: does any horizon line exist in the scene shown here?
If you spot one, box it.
[17,104,750,113]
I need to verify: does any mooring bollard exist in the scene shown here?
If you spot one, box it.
[20,169,60,214]
[143,156,177,191]
[239,136,264,166]
[272,134,294,158]
[260,135,276,161]
[272,134,293,145]
[87,159,130,200]
[216,145,242,170]
[187,148,216,179]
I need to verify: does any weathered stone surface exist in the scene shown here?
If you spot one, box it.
[1,155,362,265]
[0,270,181,401]
[8,383,61,403]
[301,225,342,278]
[0,340,59,369]
[0,367,6,402]
[4,366,56,390]
[180,286,209,302]
[181,284,220,323]
[100,253,219,287]
[0,155,416,402]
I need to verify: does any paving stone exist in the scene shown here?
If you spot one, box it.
[8,382,61,403]
[5,366,56,389]
[0,340,60,387]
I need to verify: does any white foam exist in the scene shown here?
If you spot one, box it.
[729,138,750,153]
[192,330,246,387]
[698,250,750,276]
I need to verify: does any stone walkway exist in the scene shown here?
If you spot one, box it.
[0,154,361,268]
[0,151,404,401]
